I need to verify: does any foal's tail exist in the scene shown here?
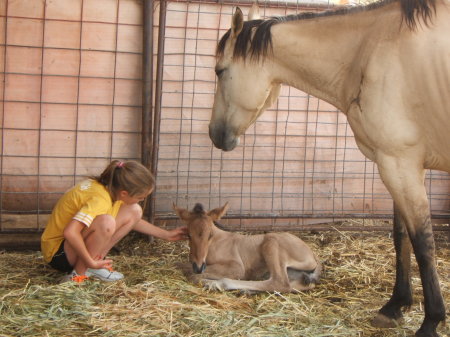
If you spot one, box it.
[304,253,322,285]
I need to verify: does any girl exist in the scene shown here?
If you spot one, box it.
[41,160,187,283]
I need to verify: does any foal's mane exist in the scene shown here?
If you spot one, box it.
[216,0,436,61]
[193,203,206,214]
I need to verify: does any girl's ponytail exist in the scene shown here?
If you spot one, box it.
[93,160,154,199]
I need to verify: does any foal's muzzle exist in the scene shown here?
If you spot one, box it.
[192,262,206,274]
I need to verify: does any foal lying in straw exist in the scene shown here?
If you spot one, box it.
[174,203,322,293]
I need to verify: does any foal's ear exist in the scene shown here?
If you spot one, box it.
[248,2,260,20]
[231,7,244,38]
[208,202,229,221]
[173,203,190,222]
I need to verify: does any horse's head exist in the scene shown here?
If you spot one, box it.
[209,5,281,151]
[173,202,229,274]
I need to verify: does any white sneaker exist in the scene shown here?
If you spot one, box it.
[86,268,124,281]
[60,270,89,284]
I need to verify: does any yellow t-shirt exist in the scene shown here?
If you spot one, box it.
[41,179,123,263]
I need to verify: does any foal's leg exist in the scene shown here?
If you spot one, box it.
[187,262,246,285]
[372,203,413,327]
[376,157,445,337]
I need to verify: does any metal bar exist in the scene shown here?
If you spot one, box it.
[165,0,334,10]
[149,0,168,223]
[142,0,154,168]
[0,0,8,232]
[2,224,449,236]
[142,0,154,218]
[154,213,450,220]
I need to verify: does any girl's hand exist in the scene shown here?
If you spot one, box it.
[166,226,188,241]
[90,258,113,270]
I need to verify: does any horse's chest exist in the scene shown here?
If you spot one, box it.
[345,103,377,161]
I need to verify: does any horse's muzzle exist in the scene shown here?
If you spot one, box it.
[192,262,206,274]
[209,123,239,151]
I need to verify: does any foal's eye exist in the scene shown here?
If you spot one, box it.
[215,68,225,77]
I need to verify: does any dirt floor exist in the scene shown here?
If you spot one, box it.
[0,228,449,337]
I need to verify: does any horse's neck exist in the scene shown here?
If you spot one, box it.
[270,2,400,111]
[211,223,231,239]
[210,223,248,243]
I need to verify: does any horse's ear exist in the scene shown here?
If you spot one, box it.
[208,202,229,221]
[231,7,244,38]
[248,2,260,20]
[173,203,190,222]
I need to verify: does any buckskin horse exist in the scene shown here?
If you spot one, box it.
[208,0,449,336]
[174,203,322,293]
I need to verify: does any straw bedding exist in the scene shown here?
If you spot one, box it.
[0,225,448,337]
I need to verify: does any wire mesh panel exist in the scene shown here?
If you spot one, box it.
[154,0,450,229]
[0,0,144,231]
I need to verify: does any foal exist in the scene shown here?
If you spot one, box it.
[174,203,322,293]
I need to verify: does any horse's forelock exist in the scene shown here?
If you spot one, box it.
[216,19,276,62]
[216,29,230,59]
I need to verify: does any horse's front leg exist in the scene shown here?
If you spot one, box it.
[409,218,445,337]
[372,203,413,327]
[376,157,445,337]
[188,262,246,286]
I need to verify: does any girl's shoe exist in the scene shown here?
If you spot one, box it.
[60,270,89,284]
[86,267,124,281]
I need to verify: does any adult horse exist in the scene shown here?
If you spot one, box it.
[208,0,449,336]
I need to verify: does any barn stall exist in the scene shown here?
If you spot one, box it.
[0,0,449,336]
[1,0,449,244]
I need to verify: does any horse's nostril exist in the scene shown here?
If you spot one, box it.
[209,123,239,151]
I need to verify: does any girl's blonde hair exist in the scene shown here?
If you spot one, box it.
[93,160,155,199]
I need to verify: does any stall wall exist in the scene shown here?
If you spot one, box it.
[0,0,449,232]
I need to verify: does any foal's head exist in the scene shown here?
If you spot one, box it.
[174,203,229,274]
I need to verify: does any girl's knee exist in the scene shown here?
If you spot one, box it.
[91,214,116,236]
[118,203,143,225]
[130,203,143,220]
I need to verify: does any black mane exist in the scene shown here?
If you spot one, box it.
[216,0,436,61]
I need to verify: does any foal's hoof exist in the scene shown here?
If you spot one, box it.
[371,313,402,328]
[202,279,225,291]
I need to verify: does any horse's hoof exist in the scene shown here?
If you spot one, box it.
[415,328,440,337]
[415,332,439,337]
[371,313,402,328]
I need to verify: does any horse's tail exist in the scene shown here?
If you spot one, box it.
[401,0,436,30]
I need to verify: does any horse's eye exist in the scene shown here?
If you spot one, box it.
[215,68,225,77]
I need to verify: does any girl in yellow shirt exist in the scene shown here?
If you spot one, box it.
[41,160,187,283]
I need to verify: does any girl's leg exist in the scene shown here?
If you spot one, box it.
[99,203,143,258]
[65,214,116,274]
[64,204,142,275]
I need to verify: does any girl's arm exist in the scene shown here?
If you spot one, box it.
[133,219,188,241]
